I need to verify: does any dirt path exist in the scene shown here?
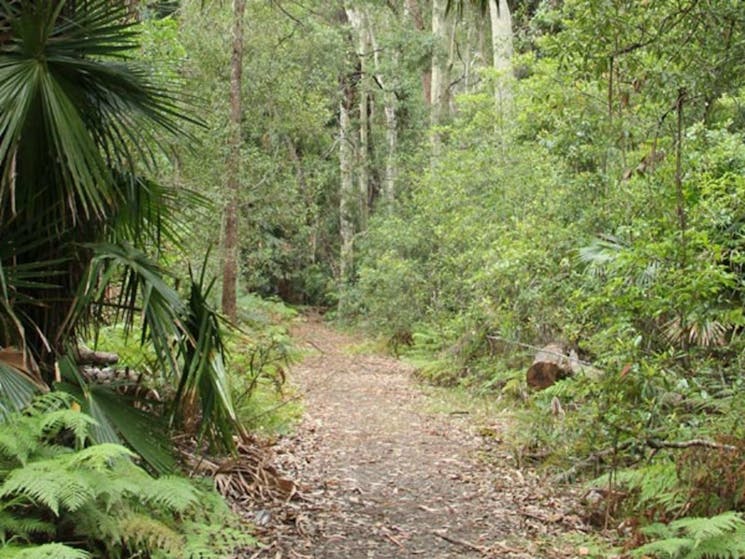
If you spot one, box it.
[253,316,589,558]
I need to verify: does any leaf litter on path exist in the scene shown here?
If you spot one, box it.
[237,316,594,558]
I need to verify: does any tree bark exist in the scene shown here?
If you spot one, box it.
[286,138,318,264]
[346,8,371,230]
[369,12,398,206]
[488,0,513,111]
[404,0,431,106]
[338,87,355,290]
[430,0,448,154]
[221,0,246,321]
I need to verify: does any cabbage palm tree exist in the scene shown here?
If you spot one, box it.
[0,0,242,468]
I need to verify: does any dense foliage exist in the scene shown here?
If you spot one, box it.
[3,0,745,556]
[346,1,745,552]
[136,0,745,553]
[0,393,252,558]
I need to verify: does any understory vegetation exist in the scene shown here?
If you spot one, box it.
[0,2,299,556]
[2,0,745,556]
[347,3,745,555]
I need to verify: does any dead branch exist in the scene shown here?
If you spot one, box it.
[553,437,737,483]
[646,438,737,452]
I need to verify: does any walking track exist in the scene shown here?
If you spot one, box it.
[251,315,590,558]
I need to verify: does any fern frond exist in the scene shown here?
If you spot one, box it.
[0,508,55,540]
[0,419,36,465]
[181,520,257,559]
[634,512,745,559]
[685,528,745,559]
[0,459,97,514]
[23,393,75,416]
[670,511,745,541]
[140,475,199,513]
[592,461,686,516]
[0,543,90,559]
[0,396,92,466]
[91,466,145,510]
[117,512,184,554]
[38,410,95,446]
[641,521,675,539]
[632,537,692,558]
[66,443,135,470]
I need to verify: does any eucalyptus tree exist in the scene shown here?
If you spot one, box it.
[222,0,246,320]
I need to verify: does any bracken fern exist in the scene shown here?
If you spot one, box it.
[633,511,745,558]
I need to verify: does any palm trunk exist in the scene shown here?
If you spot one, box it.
[221,0,246,320]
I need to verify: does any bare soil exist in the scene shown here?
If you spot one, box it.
[249,315,591,558]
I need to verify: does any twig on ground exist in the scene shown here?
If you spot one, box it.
[384,532,405,548]
[519,510,552,523]
[433,530,489,554]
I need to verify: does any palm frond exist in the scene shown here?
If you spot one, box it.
[1,0,196,370]
[56,356,177,474]
[174,262,244,451]
[0,361,44,420]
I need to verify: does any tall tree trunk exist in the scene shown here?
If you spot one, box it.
[347,8,371,230]
[370,20,398,206]
[430,0,448,154]
[404,0,431,105]
[221,0,246,320]
[286,138,318,264]
[489,0,513,111]
[338,87,355,290]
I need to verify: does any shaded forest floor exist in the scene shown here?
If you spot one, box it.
[249,314,596,558]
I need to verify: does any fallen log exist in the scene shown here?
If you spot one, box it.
[73,345,119,367]
[526,343,575,390]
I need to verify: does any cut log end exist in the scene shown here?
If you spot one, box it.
[526,343,573,390]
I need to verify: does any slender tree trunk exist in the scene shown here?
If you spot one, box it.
[370,22,398,206]
[675,88,687,258]
[351,9,371,230]
[430,0,448,154]
[488,0,512,110]
[464,21,473,93]
[286,138,318,264]
[445,10,458,113]
[339,88,355,289]
[405,0,431,105]
[221,0,246,320]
